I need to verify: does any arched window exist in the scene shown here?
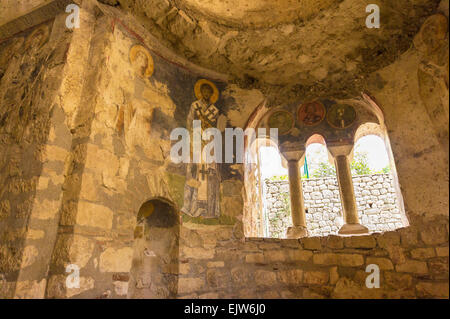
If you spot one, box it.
[259,143,288,238]
[243,136,282,237]
[353,123,408,231]
[244,97,408,238]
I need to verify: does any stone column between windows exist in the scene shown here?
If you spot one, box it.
[281,149,308,238]
[328,144,369,235]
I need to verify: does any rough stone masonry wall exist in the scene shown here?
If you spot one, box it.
[0,17,73,298]
[178,216,449,299]
[39,3,248,299]
[264,174,404,238]
[0,1,447,300]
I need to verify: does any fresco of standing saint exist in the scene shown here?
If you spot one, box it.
[181,79,222,218]
[116,45,155,155]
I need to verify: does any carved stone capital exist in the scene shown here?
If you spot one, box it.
[327,143,354,158]
[280,149,305,162]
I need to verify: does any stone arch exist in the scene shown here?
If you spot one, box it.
[305,133,326,147]
[305,133,335,166]
[127,197,180,299]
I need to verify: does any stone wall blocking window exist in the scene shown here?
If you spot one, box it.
[128,199,180,299]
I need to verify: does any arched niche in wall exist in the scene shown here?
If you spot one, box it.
[128,198,180,299]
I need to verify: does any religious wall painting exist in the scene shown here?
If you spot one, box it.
[129,44,154,79]
[181,79,222,218]
[414,15,449,154]
[413,14,448,56]
[191,79,220,130]
[24,25,49,56]
[298,101,326,126]
[8,25,49,83]
[326,103,356,129]
[0,36,24,80]
[267,110,294,135]
[115,45,155,158]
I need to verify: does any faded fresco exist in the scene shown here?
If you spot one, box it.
[181,79,224,218]
[298,101,326,126]
[326,104,357,129]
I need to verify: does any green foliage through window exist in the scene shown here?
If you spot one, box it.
[269,151,391,180]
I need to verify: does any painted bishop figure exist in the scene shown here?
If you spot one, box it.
[181,79,222,218]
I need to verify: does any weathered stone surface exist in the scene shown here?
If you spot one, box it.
[366,257,394,270]
[420,225,448,246]
[416,282,449,298]
[399,228,419,247]
[344,236,377,249]
[76,201,114,229]
[245,253,264,264]
[385,246,407,265]
[66,277,95,298]
[377,232,401,248]
[21,245,39,268]
[178,277,205,294]
[278,269,303,285]
[332,278,383,299]
[254,270,277,286]
[410,247,436,259]
[206,269,231,288]
[396,260,428,274]
[263,250,285,262]
[329,267,339,285]
[326,236,344,249]
[14,279,46,299]
[435,246,449,257]
[69,235,95,268]
[337,254,364,267]
[285,249,313,262]
[313,253,338,265]
[230,267,252,284]
[99,247,133,273]
[303,271,329,285]
[301,237,321,250]
[33,199,60,220]
[384,272,414,289]
[207,261,224,268]
[113,281,129,296]
[182,247,215,259]
[27,229,45,240]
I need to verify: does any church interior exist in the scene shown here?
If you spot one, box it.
[0,0,448,299]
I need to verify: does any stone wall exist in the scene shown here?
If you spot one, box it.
[24,2,248,299]
[0,1,448,300]
[264,174,405,238]
[178,216,449,299]
[0,16,73,298]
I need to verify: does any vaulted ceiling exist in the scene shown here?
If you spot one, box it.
[100,0,440,103]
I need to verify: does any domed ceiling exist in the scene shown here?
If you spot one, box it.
[100,0,440,103]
